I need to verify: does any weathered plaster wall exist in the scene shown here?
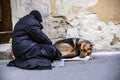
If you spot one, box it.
[87,0,120,24]
[11,0,120,52]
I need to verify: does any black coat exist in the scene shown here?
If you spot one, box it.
[7,15,61,70]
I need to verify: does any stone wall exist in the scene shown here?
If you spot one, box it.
[10,0,120,52]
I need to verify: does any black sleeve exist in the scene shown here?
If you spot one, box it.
[24,25,52,45]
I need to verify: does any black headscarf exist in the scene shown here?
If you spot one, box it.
[30,10,43,22]
[30,10,43,29]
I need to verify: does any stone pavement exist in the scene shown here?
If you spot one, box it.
[0,52,120,80]
[0,43,12,60]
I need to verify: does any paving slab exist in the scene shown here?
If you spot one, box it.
[0,43,12,60]
[0,52,120,80]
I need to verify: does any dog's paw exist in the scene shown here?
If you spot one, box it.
[79,56,91,60]
[89,56,95,60]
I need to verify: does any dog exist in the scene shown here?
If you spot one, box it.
[54,38,94,59]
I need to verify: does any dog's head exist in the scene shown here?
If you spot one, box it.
[77,40,93,58]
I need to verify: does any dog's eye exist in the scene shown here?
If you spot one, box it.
[88,48,92,50]
[81,49,86,51]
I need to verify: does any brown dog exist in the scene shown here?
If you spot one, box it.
[54,38,94,59]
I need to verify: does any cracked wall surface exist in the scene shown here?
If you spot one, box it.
[11,0,120,52]
[87,0,120,24]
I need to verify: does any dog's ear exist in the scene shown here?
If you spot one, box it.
[90,42,94,47]
[76,41,82,47]
[80,41,87,50]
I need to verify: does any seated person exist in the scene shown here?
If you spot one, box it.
[7,10,61,70]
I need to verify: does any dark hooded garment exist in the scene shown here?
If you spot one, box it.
[7,10,61,70]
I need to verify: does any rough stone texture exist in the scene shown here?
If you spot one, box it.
[10,0,120,52]
[0,44,12,60]
[87,0,120,24]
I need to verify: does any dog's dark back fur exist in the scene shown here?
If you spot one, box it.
[54,38,80,48]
